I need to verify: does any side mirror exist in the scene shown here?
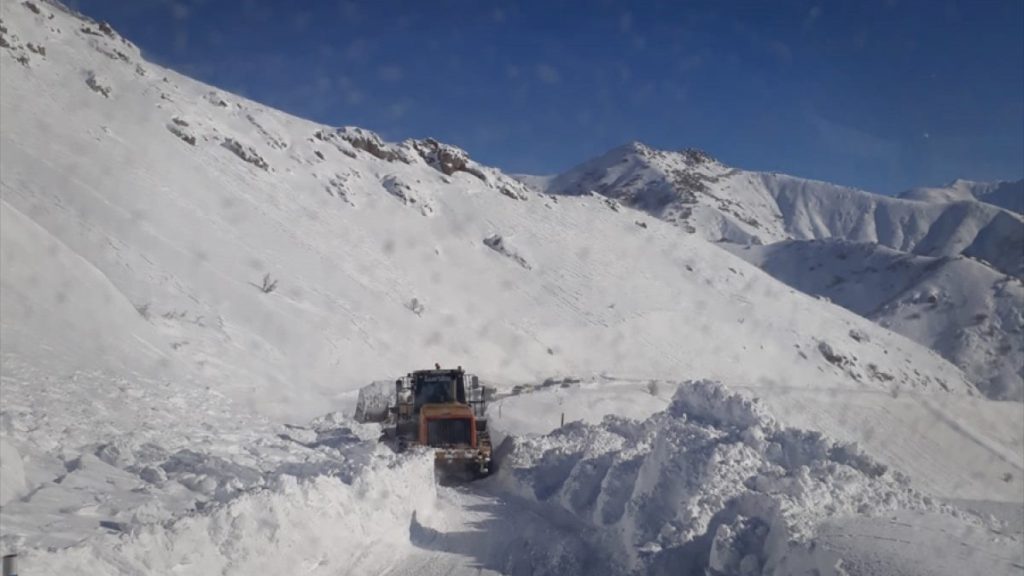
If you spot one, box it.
[471,375,480,388]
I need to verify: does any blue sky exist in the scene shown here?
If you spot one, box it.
[70,0,1023,193]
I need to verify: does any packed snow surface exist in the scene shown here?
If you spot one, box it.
[1,2,1022,575]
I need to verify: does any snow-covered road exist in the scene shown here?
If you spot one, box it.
[350,484,604,576]
[4,372,1022,575]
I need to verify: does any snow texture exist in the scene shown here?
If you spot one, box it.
[0,2,1021,575]
[497,381,1021,575]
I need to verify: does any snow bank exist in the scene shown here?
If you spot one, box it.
[497,380,960,575]
[18,441,435,576]
[0,437,27,505]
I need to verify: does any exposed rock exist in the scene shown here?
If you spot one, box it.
[680,148,715,165]
[221,138,268,170]
[818,341,852,368]
[335,127,408,162]
[483,234,531,270]
[85,71,111,97]
[167,120,196,146]
[381,175,414,204]
[412,138,477,177]
[324,174,353,205]
[245,114,287,150]
[205,91,230,108]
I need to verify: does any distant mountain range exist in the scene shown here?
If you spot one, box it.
[518,144,1023,398]
[901,178,1023,215]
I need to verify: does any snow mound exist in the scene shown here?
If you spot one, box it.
[498,380,956,575]
[23,449,436,576]
[0,437,27,505]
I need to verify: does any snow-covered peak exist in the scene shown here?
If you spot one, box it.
[550,142,1024,277]
[901,178,1023,214]
[546,141,733,232]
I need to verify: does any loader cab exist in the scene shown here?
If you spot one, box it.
[410,368,467,411]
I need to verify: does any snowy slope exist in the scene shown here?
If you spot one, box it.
[0,0,976,424]
[725,240,1024,400]
[542,143,1024,277]
[902,178,1024,215]
[1,2,1022,574]
[540,138,1023,399]
[510,173,556,192]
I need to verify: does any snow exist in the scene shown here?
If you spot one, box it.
[725,240,1024,400]
[495,381,1024,576]
[511,173,557,193]
[0,0,978,424]
[0,2,1021,575]
[546,144,1023,279]
[545,126,1024,400]
[20,450,439,576]
[901,178,1024,215]
[0,438,27,506]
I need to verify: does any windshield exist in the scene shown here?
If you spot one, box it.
[414,375,456,408]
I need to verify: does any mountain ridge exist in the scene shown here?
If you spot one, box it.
[531,141,1023,276]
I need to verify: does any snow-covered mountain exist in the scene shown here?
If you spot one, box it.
[534,141,1024,399]
[901,178,1024,215]
[538,143,1024,277]
[1,1,974,421]
[724,240,1024,400]
[1,2,1021,574]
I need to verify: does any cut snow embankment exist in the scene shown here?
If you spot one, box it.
[494,380,1023,576]
[9,409,437,576]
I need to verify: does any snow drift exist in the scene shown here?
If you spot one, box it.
[496,381,998,575]
[23,448,437,576]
